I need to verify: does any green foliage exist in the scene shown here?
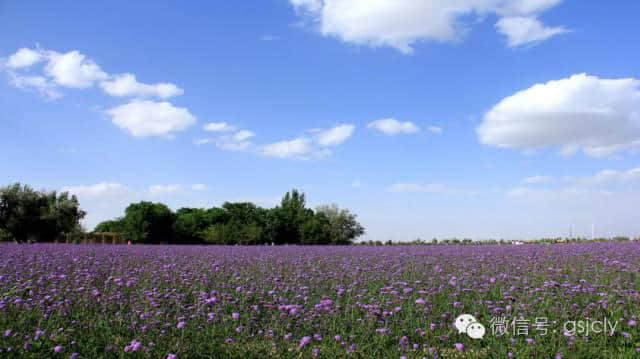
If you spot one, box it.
[316,204,365,244]
[93,189,365,245]
[121,202,175,243]
[0,183,86,242]
[94,218,126,233]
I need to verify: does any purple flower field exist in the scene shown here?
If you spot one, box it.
[1,243,639,358]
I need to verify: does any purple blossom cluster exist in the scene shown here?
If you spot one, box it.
[0,242,639,357]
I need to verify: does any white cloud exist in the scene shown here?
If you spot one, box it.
[203,122,236,132]
[261,137,314,159]
[5,48,43,68]
[233,130,255,142]
[196,129,255,151]
[4,47,187,105]
[62,183,129,198]
[523,175,555,184]
[368,118,419,135]
[44,50,108,88]
[289,0,566,53]
[477,74,640,157]
[583,168,640,185]
[427,126,443,134]
[260,124,354,159]
[8,74,61,99]
[314,124,355,146]
[148,184,183,195]
[100,73,183,99]
[216,138,252,151]
[106,100,196,138]
[496,16,567,47]
[191,184,208,191]
[351,180,362,188]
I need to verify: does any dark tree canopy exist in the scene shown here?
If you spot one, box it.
[1,183,365,245]
[94,189,365,245]
[0,183,85,242]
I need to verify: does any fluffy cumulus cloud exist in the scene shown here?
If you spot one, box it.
[100,73,183,99]
[44,50,108,88]
[106,100,196,138]
[289,0,566,53]
[3,47,191,136]
[5,48,43,68]
[368,118,419,135]
[260,124,354,159]
[3,47,183,98]
[477,74,640,157]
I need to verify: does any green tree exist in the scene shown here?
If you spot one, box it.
[94,218,126,233]
[0,183,85,242]
[316,204,365,244]
[272,189,311,244]
[122,202,175,243]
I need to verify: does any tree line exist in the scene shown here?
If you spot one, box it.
[96,190,364,245]
[0,183,365,245]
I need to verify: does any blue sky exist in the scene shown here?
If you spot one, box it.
[2,0,640,241]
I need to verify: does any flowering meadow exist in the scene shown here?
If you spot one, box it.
[1,243,639,358]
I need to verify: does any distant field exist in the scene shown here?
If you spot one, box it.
[1,243,638,358]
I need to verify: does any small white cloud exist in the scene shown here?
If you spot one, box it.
[5,48,43,68]
[148,184,183,195]
[315,124,355,146]
[44,50,108,88]
[100,73,183,99]
[233,130,255,142]
[216,139,252,151]
[477,74,640,157]
[260,137,318,159]
[368,118,419,135]
[496,16,567,47]
[62,183,128,198]
[427,126,443,134]
[203,122,236,132]
[8,73,61,99]
[261,35,278,41]
[106,100,196,138]
[191,184,208,191]
[523,175,555,184]
[351,180,362,188]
